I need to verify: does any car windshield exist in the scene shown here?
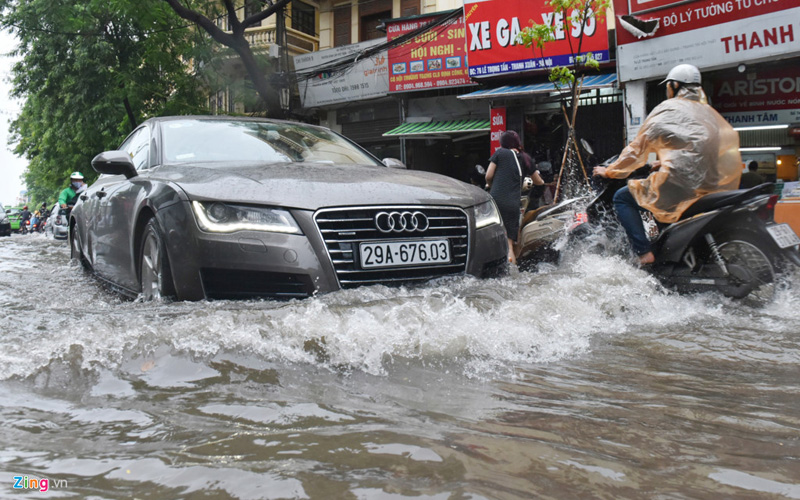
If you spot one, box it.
[161,119,382,166]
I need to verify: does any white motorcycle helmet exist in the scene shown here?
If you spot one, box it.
[660,64,701,85]
[523,176,534,191]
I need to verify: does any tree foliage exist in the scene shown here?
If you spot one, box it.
[517,0,609,87]
[162,0,292,119]
[517,0,610,198]
[1,0,210,204]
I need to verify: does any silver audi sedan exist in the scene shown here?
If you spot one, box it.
[70,116,508,301]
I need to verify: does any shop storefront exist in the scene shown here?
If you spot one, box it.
[458,75,624,165]
[613,0,800,181]
[293,39,402,162]
[381,10,489,182]
[706,62,800,182]
[456,0,624,170]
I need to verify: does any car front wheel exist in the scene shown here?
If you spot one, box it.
[70,224,90,270]
[139,219,176,301]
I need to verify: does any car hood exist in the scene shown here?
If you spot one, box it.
[153,162,489,210]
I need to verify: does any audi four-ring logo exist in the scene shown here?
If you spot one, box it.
[374,211,429,233]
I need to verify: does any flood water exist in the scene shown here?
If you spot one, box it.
[1,232,799,499]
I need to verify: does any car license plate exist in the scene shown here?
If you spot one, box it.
[360,240,450,269]
[767,223,800,249]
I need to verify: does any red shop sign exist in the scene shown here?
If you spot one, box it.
[490,107,506,155]
[710,66,800,114]
[463,0,610,78]
[387,13,472,93]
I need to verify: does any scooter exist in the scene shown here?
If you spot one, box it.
[516,194,588,262]
[516,139,597,263]
[471,160,591,263]
[522,157,800,303]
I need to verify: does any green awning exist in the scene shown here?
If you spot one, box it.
[382,119,490,137]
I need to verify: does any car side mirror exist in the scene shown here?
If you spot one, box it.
[383,157,406,169]
[92,150,138,179]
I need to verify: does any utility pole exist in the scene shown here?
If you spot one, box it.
[276,3,290,117]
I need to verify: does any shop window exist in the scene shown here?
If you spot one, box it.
[333,3,351,47]
[215,13,230,32]
[208,91,227,115]
[359,0,391,42]
[213,90,225,115]
[292,1,315,37]
[360,11,388,41]
[227,88,236,114]
[244,0,265,27]
[400,0,419,17]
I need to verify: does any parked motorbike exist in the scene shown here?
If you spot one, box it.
[469,159,589,262]
[516,138,601,262]
[519,156,800,303]
[516,194,588,262]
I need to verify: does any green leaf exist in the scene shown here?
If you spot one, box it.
[1,0,209,199]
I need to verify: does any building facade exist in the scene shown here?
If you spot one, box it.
[208,0,800,187]
[614,0,800,182]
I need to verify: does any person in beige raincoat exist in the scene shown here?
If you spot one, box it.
[594,64,742,265]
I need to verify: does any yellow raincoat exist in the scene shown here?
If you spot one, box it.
[605,86,742,223]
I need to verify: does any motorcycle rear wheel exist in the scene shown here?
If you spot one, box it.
[716,236,775,306]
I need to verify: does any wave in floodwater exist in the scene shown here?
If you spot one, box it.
[1,233,799,381]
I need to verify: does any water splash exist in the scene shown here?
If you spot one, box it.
[1,232,798,381]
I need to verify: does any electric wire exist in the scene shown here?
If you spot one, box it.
[293,8,461,82]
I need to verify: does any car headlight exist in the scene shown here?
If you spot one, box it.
[474,199,502,229]
[192,201,302,234]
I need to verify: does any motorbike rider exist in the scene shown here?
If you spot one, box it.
[20,205,31,233]
[593,64,741,265]
[30,209,40,232]
[59,172,87,209]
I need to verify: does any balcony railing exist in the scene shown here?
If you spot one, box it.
[242,25,319,55]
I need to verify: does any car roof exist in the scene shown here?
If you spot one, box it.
[141,115,325,130]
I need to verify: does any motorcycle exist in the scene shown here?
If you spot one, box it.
[470,160,591,262]
[516,194,588,262]
[516,139,603,262]
[519,156,800,303]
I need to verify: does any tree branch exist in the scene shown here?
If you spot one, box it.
[161,0,233,46]
[223,0,242,34]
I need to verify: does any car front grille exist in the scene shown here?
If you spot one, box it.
[314,206,470,288]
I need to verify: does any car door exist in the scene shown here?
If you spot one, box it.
[90,125,152,291]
